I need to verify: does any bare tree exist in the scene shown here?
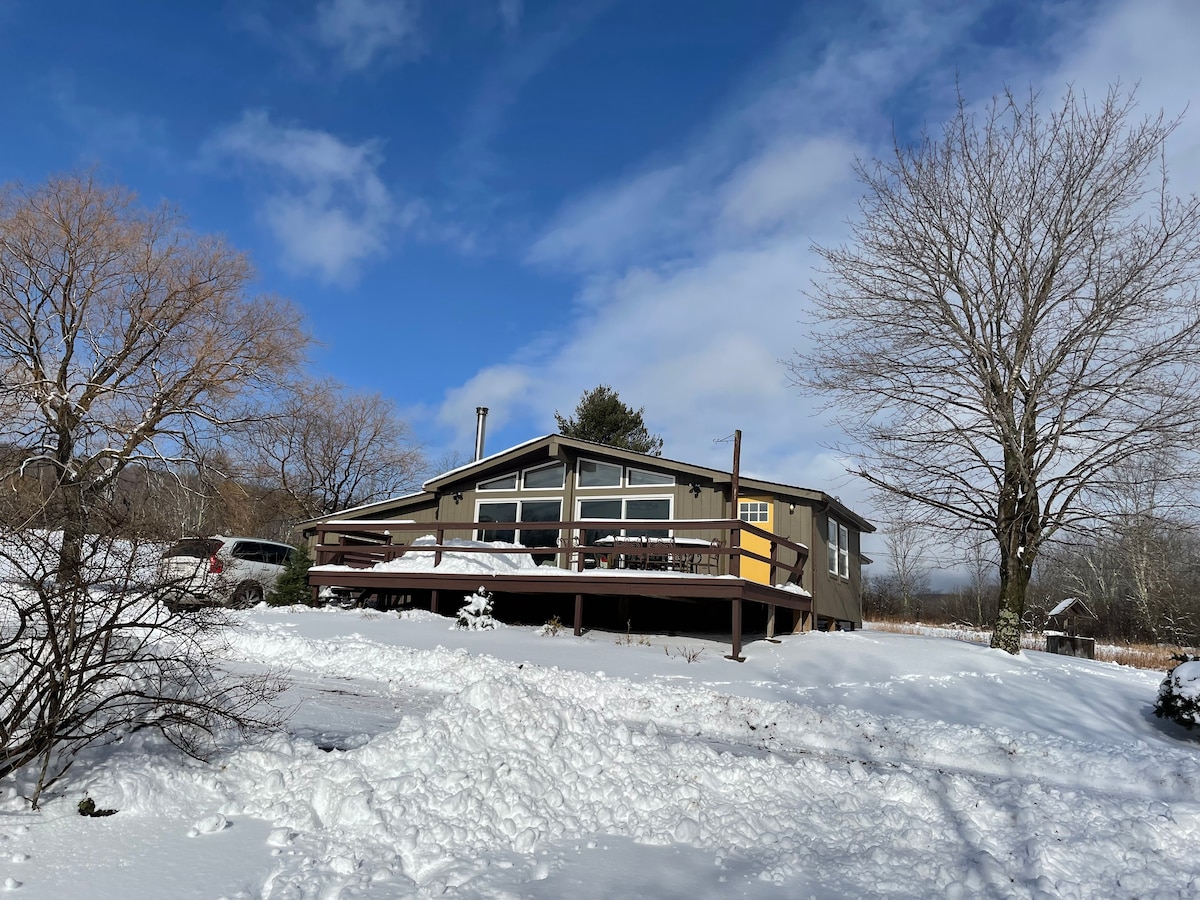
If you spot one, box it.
[241,377,424,521]
[0,173,306,806]
[881,509,934,619]
[0,173,308,582]
[792,86,1200,653]
[0,530,281,807]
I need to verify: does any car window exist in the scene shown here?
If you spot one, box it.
[164,539,221,559]
[231,542,264,563]
[261,544,290,566]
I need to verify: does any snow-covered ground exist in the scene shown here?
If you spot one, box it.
[2,605,1198,898]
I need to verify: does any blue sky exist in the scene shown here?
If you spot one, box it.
[3,0,1200,557]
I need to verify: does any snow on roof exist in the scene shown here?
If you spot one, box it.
[1047,596,1096,618]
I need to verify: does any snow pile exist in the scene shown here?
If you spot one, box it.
[2,608,1200,898]
[312,536,545,576]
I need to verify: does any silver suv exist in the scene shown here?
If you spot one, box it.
[160,535,296,610]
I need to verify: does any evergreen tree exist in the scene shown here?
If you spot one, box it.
[268,544,314,607]
[554,385,664,456]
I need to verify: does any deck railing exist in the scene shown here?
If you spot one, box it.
[313,518,808,586]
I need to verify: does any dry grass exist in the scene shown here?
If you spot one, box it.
[864,619,1189,671]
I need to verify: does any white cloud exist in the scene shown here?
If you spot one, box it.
[719,135,859,233]
[437,365,536,452]
[203,111,402,283]
[315,0,422,71]
[440,0,1200,550]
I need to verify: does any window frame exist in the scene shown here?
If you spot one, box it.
[739,500,770,523]
[521,461,566,490]
[626,467,674,487]
[475,497,563,548]
[827,517,851,579]
[476,472,518,492]
[577,495,673,540]
[576,458,624,488]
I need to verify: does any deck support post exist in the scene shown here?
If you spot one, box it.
[430,590,439,614]
[765,604,780,643]
[574,593,583,636]
[726,598,745,662]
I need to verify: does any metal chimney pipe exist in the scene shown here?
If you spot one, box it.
[474,407,489,460]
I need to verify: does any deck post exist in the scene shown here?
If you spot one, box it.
[430,589,439,614]
[730,523,741,578]
[770,540,778,584]
[766,604,780,642]
[434,528,444,567]
[726,598,745,661]
[574,593,583,636]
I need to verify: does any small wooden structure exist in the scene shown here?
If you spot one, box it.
[1044,597,1097,659]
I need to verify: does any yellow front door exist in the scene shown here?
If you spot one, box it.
[738,498,773,584]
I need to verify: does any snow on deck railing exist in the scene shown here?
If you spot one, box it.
[312,517,808,583]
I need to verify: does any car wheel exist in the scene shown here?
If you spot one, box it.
[231,582,264,608]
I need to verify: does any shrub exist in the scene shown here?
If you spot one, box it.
[1155,654,1200,729]
[267,544,314,607]
[455,588,497,630]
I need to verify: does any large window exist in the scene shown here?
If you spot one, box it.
[477,499,562,549]
[523,463,565,489]
[478,473,517,491]
[578,459,622,487]
[579,497,671,541]
[627,467,673,487]
[827,519,850,579]
[578,458,676,489]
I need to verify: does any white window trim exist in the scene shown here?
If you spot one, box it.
[521,461,566,490]
[739,500,770,523]
[577,495,673,535]
[626,466,675,487]
[576,457,624,489]
[475,497,564,544]
[827,517,851,579]
[476,471,519,492]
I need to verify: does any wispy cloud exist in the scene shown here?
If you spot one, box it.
[314,0,423,71]
[202,111,408,284]
[442,0,1200,524]
[497,0,523,36]
[453,0,612,194]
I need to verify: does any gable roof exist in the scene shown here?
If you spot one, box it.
[302,434,874,532]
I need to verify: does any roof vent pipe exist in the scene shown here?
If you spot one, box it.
[474,407,489,461]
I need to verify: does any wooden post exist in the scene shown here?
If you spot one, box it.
[574,593,583,636]
[430,589,439,614]
[770,540,778,585]
[728,428,741,579]
[726,598,745,662]
[766,604,780,642]
[577,529,586,572]
[434,528,444,567]
[730,522,741,578]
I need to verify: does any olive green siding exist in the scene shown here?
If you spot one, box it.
[302,434,870,628]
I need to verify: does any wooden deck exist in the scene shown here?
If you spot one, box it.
[308,518,813,661]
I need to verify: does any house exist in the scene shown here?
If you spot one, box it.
[301,433,873,655]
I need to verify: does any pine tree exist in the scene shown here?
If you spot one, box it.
[554,385,664,456]
[268,544,314,607]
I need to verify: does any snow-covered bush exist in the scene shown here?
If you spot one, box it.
[1155,654,1200,729]
[455,588,498,630]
